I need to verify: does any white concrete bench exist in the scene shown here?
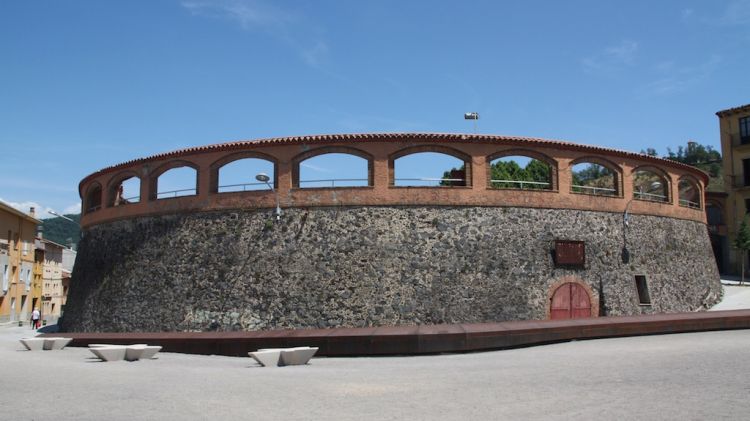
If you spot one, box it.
[43,337,73,350]
[20,337,72,351]
[20,338,46,351]
[88,344,162,362]
[248,350,282,367]
[89,345,128,362]
[250,346,318,367]
[125,345,162,361]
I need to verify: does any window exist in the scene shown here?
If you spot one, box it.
[678,178,701,209]
[741,116,750,145]
[393,152,468,187]
[570,162,617,196]
[635,275,651,305]
[2,264,8,292]
[489,155,553,190]
[84,184,103,214]
[298,153,369,188]
[633,168,669,203]
[217,158,275,192]
[157,166,198,199]
[109,175,141,206]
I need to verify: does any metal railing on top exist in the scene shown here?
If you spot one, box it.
[571,185,617,196]
[679,199,701,209]
[298,178,370,188]
[393,177,465,186]
[114,196,140,205]
[156,188,197,199]
[634,191,669,203]
[218,182,270,193]
[490,179,550,189]
[85,204,102,213]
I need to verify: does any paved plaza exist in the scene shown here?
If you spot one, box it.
[1,322,749,420]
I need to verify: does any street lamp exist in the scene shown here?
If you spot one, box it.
[255,173,281,221]
[48,210,76,223]
[623,181,662,227]
[464,112,479,134]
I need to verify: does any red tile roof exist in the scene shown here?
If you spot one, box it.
[80,132,709,187]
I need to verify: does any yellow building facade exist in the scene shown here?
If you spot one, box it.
[0,202,40,324]
[39,238,67,322]
[718,103,750,275]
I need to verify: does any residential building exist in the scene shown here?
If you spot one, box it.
[39,238,66,322]
[0,202,40,323]
[717,103,750,275]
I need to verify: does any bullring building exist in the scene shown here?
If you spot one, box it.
[63,133,721,332]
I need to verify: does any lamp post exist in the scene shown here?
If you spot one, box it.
[47,210,76,223]
[464,112,479,133]
[623,181,662,227]
[621,181,662,264]
[255,173,281,221]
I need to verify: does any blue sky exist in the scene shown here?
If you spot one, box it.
[1,0,749,216]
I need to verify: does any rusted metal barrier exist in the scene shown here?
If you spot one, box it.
[45,309,750,357]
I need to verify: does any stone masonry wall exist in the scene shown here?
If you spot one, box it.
[62,206,722,332]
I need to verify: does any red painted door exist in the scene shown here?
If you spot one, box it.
[550,283,591,320]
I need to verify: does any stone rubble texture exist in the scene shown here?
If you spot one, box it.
[62,206,722,332]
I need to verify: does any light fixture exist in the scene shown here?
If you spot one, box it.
[255,173,281,221]
[464,112,479,134]
[48,210,76,223]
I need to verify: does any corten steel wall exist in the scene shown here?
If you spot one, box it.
[63,133,719,332]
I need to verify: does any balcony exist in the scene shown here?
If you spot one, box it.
[731,133,750,148]
[731,176,750,189]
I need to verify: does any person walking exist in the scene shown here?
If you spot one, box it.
[31,308,40,329]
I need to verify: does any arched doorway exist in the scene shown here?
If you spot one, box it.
[550,282,592,320]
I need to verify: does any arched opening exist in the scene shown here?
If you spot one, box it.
[107,173,141,207]
[217,158,275,193]
[706,202,723,225]
[633,167,670,203]
[678,177,701,209]
[487,152,554,190]
[570,159,619,196]
[84,183,102,214]
[156,165,198,199]
[297,153,370,188]
[393,152,467,186]
[550,282,592,320]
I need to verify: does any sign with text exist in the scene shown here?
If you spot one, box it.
[555,240,585,267]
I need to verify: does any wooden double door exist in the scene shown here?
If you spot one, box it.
[550,282,592,320]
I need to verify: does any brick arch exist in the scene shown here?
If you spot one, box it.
[389,145,473,187]
[545,275,599,320]
[148,159,200,201]
[677,174,703,209]
[105,170,142,207]
[632,165,672,203]
[209,151,279,194]
[569,155,623,197]
[83,182,103,214]
[486,148,558,190]
[291,146,374,188]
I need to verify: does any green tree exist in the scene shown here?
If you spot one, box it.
[665,142,722,177]
[41,214,81,248]
[734,217,750,285]
[572,163,611,186]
